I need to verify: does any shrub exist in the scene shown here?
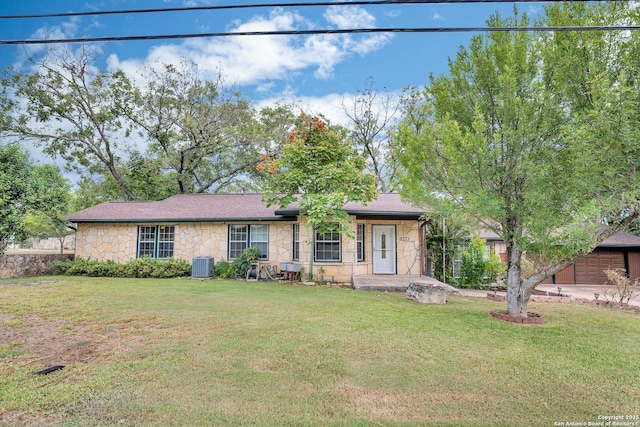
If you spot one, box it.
[55,257,191,278]
[603,268,640,304]
[227,247,260,279]
[456,236,505,289]
[214,260,233,278]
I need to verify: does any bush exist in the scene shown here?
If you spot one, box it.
[55,257,191,278]
[215,247,261,279]
[603,268,640,304]
[214,260,232,278]
[456,236,505,289]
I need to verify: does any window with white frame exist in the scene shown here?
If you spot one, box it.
[250,225,269,260]
[315,228,341,262]
[157,226,175,259]
[137,225,175,258]
[356,223,365,262]
[292,223,300,261]
[228,224,269,260]
[229,225,248,259]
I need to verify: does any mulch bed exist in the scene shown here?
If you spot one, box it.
[486,291,640,314]
[490,310,546,324]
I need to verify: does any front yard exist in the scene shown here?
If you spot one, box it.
[1,277,639,426]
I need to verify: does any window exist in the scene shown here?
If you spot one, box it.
[381,233,387,259]
[137,226,156,258]
[228,224,269,260]
[315,228,341,262]
[250,225,269,260]
[229,225,248,259]
[137,225,175,258]
[292,223,300,261]
[157,226,175,259]
[356,223,365,262]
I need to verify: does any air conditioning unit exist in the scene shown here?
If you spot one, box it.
[192,257,214,278]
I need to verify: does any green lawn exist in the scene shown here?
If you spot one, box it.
[1,277,639,426]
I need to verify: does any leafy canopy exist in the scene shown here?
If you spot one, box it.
[0,143,69,257]
[3,50,296,201]
[393,3,640,316]
[259,113,377,236]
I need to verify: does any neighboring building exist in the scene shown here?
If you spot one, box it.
[67,193,427,283]
[480,230,640,285]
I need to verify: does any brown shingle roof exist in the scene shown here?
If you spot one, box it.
[478,229,640,248]
[67,193,425,223]
[274,193,424,217]
[599,231,640,248]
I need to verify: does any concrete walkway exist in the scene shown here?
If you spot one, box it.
[352,275,640,307]
[537,284,640,307]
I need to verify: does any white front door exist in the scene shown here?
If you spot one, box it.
[372,225,396,274]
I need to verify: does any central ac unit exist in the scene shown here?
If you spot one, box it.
[192,257,214,278]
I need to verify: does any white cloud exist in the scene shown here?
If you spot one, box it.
[256,92,349,125]
[16,17,81,68]
[432,10,443,21]
[256,86,402,128]
[324,5,376,29]
[107,6,392,86]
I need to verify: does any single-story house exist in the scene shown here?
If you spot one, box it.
[67,193,427,282]
[68,193,640,285]
[480,230,640,285]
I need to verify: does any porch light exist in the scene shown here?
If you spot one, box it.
[557,286,562,296]
[594,292,600,301]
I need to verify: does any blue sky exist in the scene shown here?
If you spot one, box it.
[0,0,547,123]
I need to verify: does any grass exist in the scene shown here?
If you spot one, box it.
[1,276,639,426]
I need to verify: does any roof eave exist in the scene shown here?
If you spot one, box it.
[71,216,297,223]
[597,244,640,249]
[274,209,424,218]
[350,211,424,218]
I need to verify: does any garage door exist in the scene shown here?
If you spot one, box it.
[554,266,575,285]
[540,265,575,285]
[629,252,640,283]
[575,249,625,285]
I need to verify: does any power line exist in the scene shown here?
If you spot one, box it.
[0,0,577,20]
[1,25,638,46]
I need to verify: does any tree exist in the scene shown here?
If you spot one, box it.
[71,153,180,207]
[23,165,72,253]
[259,112,378,277]
[393,4,640,317]
[3,50,294,201]
[7,47,141,200]
[342,78,399,192]
[126,62,278,195]
[628,221,640,238]
[0,144,69,257]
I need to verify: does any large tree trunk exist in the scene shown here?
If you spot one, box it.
[503,215,537,318]
[503,215,639,318]
[505,240,532,317]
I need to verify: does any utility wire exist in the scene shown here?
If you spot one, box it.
[1,25,638,46]
[0,0,580,20]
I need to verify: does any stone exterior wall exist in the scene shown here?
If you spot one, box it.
[75,223,138,262]
[0,253,74,279]
[74,217,423,283]
[299,218,423,281]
